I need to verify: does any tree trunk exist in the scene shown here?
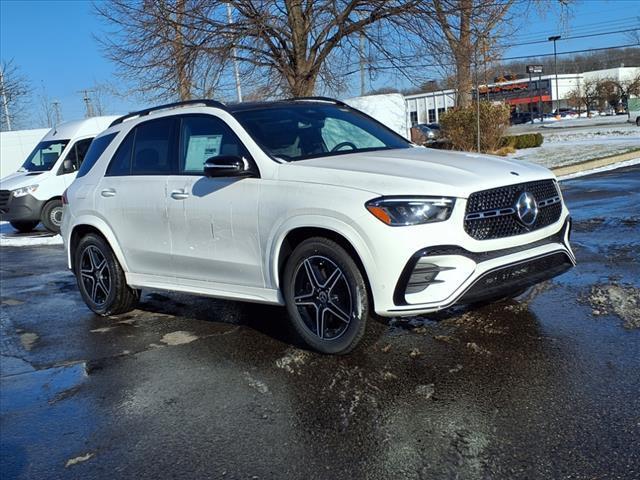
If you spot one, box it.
[174,0,190,101]
[455,0,473,107]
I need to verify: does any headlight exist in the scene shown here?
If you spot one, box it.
[12,185,39,197]
[365,196,455,226]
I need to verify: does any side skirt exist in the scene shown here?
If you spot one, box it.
[125,273,285,306]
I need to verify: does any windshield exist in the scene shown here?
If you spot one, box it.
[21,140,70,172]
[233,104,410,161]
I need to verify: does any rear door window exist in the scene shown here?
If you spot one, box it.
[131,118,176,175]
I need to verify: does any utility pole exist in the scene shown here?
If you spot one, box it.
[359,31,366,96]
[227,3,242,102]
[0,69,12,131]
[548,35,561,117]
[81,90,94,118]
[474,47,481,153]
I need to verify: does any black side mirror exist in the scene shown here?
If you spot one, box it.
[62,159,74,173]
[203,155,249,178]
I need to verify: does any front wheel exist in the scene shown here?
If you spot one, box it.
[10,220,39,233]
[74,233,139,316]
[41,199,64,233]
[283,237,369,355]
[636,116,640,127]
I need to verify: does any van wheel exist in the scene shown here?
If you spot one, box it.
[283,237,369,355]
[74,233,139,316]
[636,117,640,126]
[10,220,39,233]
[41,199,64,233]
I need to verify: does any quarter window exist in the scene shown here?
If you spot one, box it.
[106,131,134,176]
[179,116,250,174]
[77,133,117,178]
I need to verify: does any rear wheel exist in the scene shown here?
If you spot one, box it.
[74,233,139,315]
[636,116,640,127]
[10,220,39,233]
[41,199,63,233]
[283,237,369,355]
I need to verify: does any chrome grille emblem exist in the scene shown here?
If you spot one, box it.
[515,191,538,226]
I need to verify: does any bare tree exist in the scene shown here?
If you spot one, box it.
[36,85,56,128]
[567,78,598,116]
[422,0,572,107]
[94,0,226,102]
[0,59,30,131]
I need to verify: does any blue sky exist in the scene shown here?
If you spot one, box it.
[1,0,639,127]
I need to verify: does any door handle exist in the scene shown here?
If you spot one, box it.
[101,188,116,198]
[170,189,189,200]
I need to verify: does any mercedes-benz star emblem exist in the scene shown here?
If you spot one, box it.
[515,191,538,226]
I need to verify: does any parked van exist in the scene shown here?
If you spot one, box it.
[0,116,118,233]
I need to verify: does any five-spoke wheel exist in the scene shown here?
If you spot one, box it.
[284,237,369,354]
[74,233,139,315]
[80,245,111,307]
[293,256,353,340]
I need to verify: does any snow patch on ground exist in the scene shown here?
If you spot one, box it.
[0,221,63,247]
[510,120,640,168]
[585,284,640,330]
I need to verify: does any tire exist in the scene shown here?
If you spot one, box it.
[10,220,39,233]
[74,233,139,316]
[282,237,369,355]
[636,117,640,127]
[41,199,64,233]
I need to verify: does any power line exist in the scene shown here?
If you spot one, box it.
[345,43,640,76]
[503,27,640,49]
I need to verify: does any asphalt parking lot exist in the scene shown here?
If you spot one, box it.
[1,166,639,480]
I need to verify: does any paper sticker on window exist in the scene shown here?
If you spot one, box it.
[185,134,222,171]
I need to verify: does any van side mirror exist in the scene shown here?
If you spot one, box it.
[62,159,74,173]
[203,156,250,177]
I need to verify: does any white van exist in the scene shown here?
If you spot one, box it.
[0,116,118,233]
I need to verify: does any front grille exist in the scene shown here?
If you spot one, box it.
[0,190,10,210]
[464,180,562,240]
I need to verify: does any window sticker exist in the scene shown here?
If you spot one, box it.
[184,134,222,171]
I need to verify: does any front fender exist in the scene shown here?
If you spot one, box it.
[266,213,377,291]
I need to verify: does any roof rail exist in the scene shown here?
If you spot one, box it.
[289,96,348,107]
[109,99,227,127]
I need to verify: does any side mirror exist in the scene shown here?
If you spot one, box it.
[63,159,74,173]
[203,155,249,178]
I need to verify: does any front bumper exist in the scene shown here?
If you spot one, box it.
[377,217,575,317]
[0,192,45,222]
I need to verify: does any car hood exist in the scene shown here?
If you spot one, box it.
[277,147,555,198]
[0,170,47,190]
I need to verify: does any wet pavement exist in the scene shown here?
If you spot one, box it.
[1,166,639,480]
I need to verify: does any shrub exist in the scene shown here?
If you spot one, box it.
[500,133,544,150]
[439,102,511,153]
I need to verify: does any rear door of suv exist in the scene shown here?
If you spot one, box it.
[95,117,176,277]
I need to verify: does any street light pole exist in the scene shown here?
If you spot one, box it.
[548,35,561,117]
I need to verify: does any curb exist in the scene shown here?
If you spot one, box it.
[551,150,640,177]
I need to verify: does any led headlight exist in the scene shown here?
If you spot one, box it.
[366,196,455,226]
[12,185,39,198]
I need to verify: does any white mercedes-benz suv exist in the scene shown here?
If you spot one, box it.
[62,98,575,354]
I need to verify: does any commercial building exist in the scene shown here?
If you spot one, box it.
[405,66,640,126]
